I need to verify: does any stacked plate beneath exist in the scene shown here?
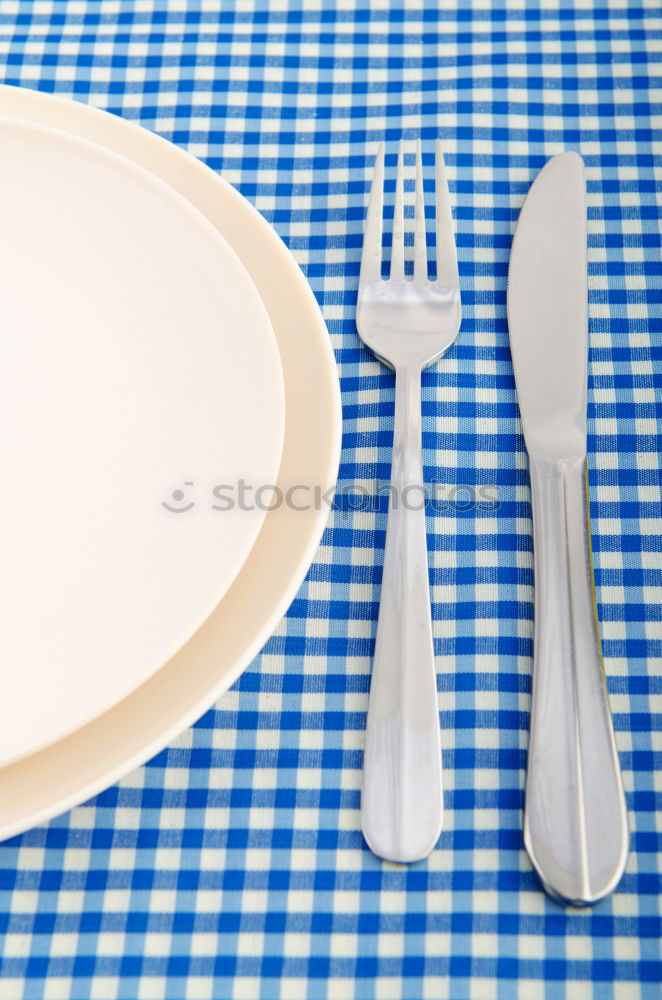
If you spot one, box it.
[0,85,341,839]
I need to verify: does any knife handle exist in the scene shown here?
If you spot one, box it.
[525,455,629,905]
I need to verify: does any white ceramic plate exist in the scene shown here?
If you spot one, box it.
[0,85,341,840]
[0,114,285,767]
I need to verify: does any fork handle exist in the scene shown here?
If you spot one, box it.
[524,455,628,904]
[361,363,443,863]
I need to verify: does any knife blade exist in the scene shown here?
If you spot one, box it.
[507,152,629,905]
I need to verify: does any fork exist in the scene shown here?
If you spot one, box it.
[357,140,461,863]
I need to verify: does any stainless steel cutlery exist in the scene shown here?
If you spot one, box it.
[507,152,628,904]
[358,141,461,863]
[358,143,628,902]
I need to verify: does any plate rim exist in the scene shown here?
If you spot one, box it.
[0,110,286,768]
[0,84,341,840]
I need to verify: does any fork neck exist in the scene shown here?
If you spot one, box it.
[393,363,424,490]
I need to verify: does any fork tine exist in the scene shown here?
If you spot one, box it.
[435,140,459,288]
[360,142,385,284]
[413,140,428,283]
[390,141,405,280]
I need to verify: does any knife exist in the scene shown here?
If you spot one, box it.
[507,152,629,905]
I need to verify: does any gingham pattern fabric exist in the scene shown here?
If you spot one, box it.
[0,3,660,999]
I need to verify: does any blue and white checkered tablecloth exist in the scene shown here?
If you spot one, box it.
[0,2,660,998]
